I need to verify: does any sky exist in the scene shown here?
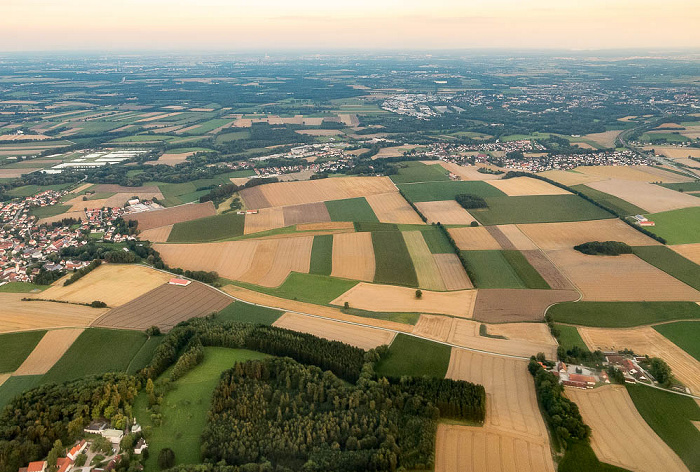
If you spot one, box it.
[2,0,699,51]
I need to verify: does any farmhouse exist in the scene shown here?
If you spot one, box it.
[169,278,191,286]
[134,438,148,455]
[66,440,87,460]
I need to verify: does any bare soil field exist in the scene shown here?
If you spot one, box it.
[581,130,621,148]
[273,313,395,350]
[521,250,574,290]
[283,202,331,226]
[149,151,194,166]
[415,200,476,225]
[331,232,375,282]
[488,177,570,196]
[128,202,216,231]
[473,289,579,323]
[0,168,40,178]
[138,224,173,243]
[587,179,700,213]
[331,283,476,317]
[92,282,231,331]
[546,249,700,302]
[537,169,603,186]
[494,224,539,250]
[365,192,424,224]
[297,221,355,231]
[244,207,285,234]
[519,219,660,250]
[671,244,700,265]
[372,145,422,159]
[567,385,688,472]
[578,326,700,395]
[434,253,473,290]
[38,264,171,307]
[239,176,396,209]
[403,231,446,291]
[0,294,106,333]
[13,328,84,375]
[448,226,502,250]
[431,161,503,181]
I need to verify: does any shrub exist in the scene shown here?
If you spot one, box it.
[158,448,175,470]
[573,241,632,256]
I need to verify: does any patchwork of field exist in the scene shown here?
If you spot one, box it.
[0,293,106,333]
[331,283,477,317]
[403,231,446,291]
[415,200,476,224]
[491,224,538,250]
[330,232,375,282]
[244,207,285,234]
[433,253,473,290]
[574,165,692,183]
[272,313,396,350]
[472,289,579,323]
[566,385,688,472]
[130,202,216,231]
[92,282,232,331]
[365,192,423,224]
[586,179,700,213]
[487,177,570,196]
[671,244,700,265]
[432,161,504,181]
[520,250,574,290]
[449,226,501,250]
[648,146,700,160]
[37,264,171,307]
[13,328,84,375]
[546,250,700,302]
[239,176,396,209]
[138,224,173,243]
[518,219,660,250]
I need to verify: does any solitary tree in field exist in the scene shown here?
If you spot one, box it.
[415,289,422,299]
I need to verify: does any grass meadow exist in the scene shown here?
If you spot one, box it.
[653,321,700,362]
[372,231,419,287]
[375,334,451,378]
[168,212,245,242]
[632,245,700,291]
[0,331,46,373]
[643,207,700,244]
[325,197,379,222]
[548,301,700,327]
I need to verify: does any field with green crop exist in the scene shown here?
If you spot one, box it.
[0,331,46,373]
[421,226,454,254]
[0,282,49,293]
[168,213,245,242]
[502,250,550,289]
[7,183,72,198]
[29,204,71,219]
[572,184,647,216]
[354,221,397,232]
[0,375,42,409]
[232,272,358,305]
[643,207,700,244]
[375,334,451,378]
[654,321,700,361]
[632,245,700,291]
[548,301,700,327]
[325,197,379,222]
[214,301,283,325]
[390,161,450,184]
[558,441,631,472]
[372,231,418,287]
[470,195,613,225]
[554,324,589,352]
[126,336,164,375]
[461,250,525,288]
[397,180,506,202]
[309,234,333,275]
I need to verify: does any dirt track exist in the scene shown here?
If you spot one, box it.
[14,329,83,375]
[473,289,579,322]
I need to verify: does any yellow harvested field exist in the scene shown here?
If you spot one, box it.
[0,374,9,387]
[587,179,700,213]
[415,200,476,225]
[567,385,688,472]
[138,224,173,243]
[403,231,446,290]
[331,283,477,318]
[0,294,106,333]
[671,244,700,265]
[151,151,194,166]
[273,313,395,350]
[431,161,503,181]
[519,219,660,250]
[240,176,396,209]
[244,207,286,234]
[155,240,258,281]
[578,326,700,395]
[13,329,83,375]
[496,224,539,250]
[38,264,171,307]
[297,221,354,231]
[238,237,313,287]
[433,253,473,290]
[331,232,375,282]
[0,168,41,178]
[581,130,621,148]
[647,146,700,160]
[547,249,700,302]
[488,322,558,345]
[573,165,691,183]
[365,192,423,224]
[537,169,603,186]
[72,183,93,193]
[487,177,570,196]
[448,226,502,250]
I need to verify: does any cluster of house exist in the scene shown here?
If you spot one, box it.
[497,149,652,172]
[633,215,656,227]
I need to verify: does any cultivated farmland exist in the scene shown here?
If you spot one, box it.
[671,243,700,265]
[587,179,700,213]
[365,192,424,224]
[433,253,473,290]
[402,231,446,290]
[487,176,570,196]
[397,180,506,202]
[491,224,539,250]
[432,161,504,181]
[0,293,106,332]
[471,195,613,225]
[138,224,173,242]
[547,301,700,327]
[325,197,379,222]
[472,288,579,322]
[371,231,418,287]
[0,331,46,372]
[129,201,216,231]
[518,219,660,250]
[282,202,331,226]
[415,200,476,224]
[449,226,502,250]
[331,232,375,282]
[643,207,700,245]
[167,212,245,242]
[243,207,285,234]
[13,329,84,375]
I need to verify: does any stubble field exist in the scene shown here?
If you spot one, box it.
[13,328,84,375]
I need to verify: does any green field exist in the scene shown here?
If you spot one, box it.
[354,221,398,232]
[654,322,700,362]
[0,375,42,409]
[181,119,232,135]
[0,282,49,293]
[372,231,419,287]
[470,195,613,225]
[421,226,454,254]
[632,246,700,291]
[397,180,506,202]
[214,301,283,325]
[309,234,333,275]
[375,334,451,378]
[572,184,647,216]
[460,250,546,289]
[558,441,631,472]
[231,272,358,305]
[325,197,379,222]
[42,328,149,384]
[127,336,164,375]
[548,301,700,327]
[661,181,700,193]
[642,207,700,244]
[502,250,550,289]
[0,331,46,373]
[390,161,450,184]
[6,183,72,198]
[554,324,589,352]
[136,348,270,470]
[626,384,700,471]
[168,213,245,242]
[28,204,72,219]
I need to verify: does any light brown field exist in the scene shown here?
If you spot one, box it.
[0,168,40,178]
[282,202,331,226]
[297,221,354,231]
[646,146,700,160]
[448,226,502,250]
[0,374,9,387]
[587,179,699,213]
[38,264,171,307]
[430,161,503,181]
[331,283,476,318]
[365,192,424,224]
[37,210,85,226]
[518,219,660,250]
[13,329,84,375]
[489,322,557,345]
[403,231,446,290]
[580,130,621,148]
[273,313,395,350]
[138,224,173,243]
[571,142,597,150]
[150,151,194,166]
[238,237,314,287]
[239,176,396,209]
[415,200,476,225]
[433,253,473,290]
[128,202,216,231]
[0,294,106,333]
[572,165,691,183]
[487,177,570,196]
[331,232,375,282]
[155,240,258,281]
[671,244,700,265]
[495,224,539,250]
[537,169,605,186]
[473,289,579,323]
[567,385,688,472]
[578,326,700,394]
[244,207,286,234]
[547,249,700,302]
[372,145,422,159]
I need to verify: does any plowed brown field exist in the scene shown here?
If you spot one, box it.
[273,313,395,350]
[567,385,688,472]
[521,250,574,290]
[488,177,570,196]
[14,329,83,375]
[403,231,446,290]
[331,232,375,282]
[0,294,106,333]
[128,202,216,231]
[473,289,579,323]
[587,179,700,213]
[365,192,423,224]
[282,202,331,226]
[138,224,173,243]
[415,200,476,225]
[518,219,660,250]
[433,253,473,290]
[448,226,502,250]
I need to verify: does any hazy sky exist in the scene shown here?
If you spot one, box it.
[2,0,699,51]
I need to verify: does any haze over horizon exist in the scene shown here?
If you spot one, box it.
[2,0,699,52]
